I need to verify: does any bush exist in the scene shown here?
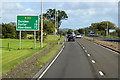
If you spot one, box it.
[2,23,16,38]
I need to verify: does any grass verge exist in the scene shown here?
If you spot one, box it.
[36,44,62,68]
[44,35,65,43]
[99,35,120,39]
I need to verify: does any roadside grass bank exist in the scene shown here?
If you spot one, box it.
[99,35,120,39]
[44,35,65,43]
[36,44,62,68]
[1,39,48,76]
[2,35,65,78]
[82,36,120,52]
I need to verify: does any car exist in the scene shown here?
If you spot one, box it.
[67,34,71,38]
[90,32,95,36]
[68,35,75,41]
[76,33,81,38]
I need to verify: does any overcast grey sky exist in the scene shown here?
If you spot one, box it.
[1,1,118,29]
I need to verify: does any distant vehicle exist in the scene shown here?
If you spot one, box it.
[80,33,85,36]
[63,33,66,36]
[76,33,81,38]
[90,32,95,36]
[67,34,71,38]
[68,35,75,41]
[72,32,76,37]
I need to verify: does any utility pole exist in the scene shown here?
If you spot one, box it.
[57,11,58,33]
[106,22,108,36]
[55,9,57,35]
[41,0,43,48]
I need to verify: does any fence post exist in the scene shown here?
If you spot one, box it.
[8,43,9,50]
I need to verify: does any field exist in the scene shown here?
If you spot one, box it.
[1,35,64,76]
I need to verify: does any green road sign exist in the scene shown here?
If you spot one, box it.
[16,15,39,31]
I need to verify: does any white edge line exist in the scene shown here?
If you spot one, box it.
[85,50,87,53]
[93,43,119,55]
[99,71,104,76]
[62,42,65,45]
[91,60,96,63]
[37,46,64,80]
[83,47,85,49]
[87,54,90,56]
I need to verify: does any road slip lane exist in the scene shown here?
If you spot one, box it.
[76,38,118,78]
[42,42,97,78]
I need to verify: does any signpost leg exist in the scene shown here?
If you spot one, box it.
[19,30,21,50]
[34,31,36,49]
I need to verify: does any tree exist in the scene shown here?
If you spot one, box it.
[2,23,16,38]
[59,30,64,35]
[84,21,116,36]
[16,31,27,39]
[36,17,55,40]
[44,9,68,29]
[2,23,27,39]
[116,28,120,37]
[67,29,73,34]
[43,20,55,34]
[74,30,79,34]
[78,29,84,34]
[90,21,115,31]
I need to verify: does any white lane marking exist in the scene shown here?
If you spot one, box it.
[37,46,65,80]
[99,71,104,76]
[85,50,87,53]
[91,60,96,64]
[87,54,90,56]
[83,47,85,49]
[93,43,119,55]
[62,42,64,45]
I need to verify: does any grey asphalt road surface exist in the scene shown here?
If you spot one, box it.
[76,38,118,78]
[42,41,97,78]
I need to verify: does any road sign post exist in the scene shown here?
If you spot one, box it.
[17,15,39,49]
[19,30,21,50]
[34,31,36,49]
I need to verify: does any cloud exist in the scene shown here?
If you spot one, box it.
[2,2,35,23]
[24,8,34,13]
[2,0,120,2]
[1,2,118,29]
[16,3,23,9]
[59,2,118,29]
[2,2,23,10]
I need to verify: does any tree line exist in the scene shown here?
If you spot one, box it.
[74,21,120,37]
